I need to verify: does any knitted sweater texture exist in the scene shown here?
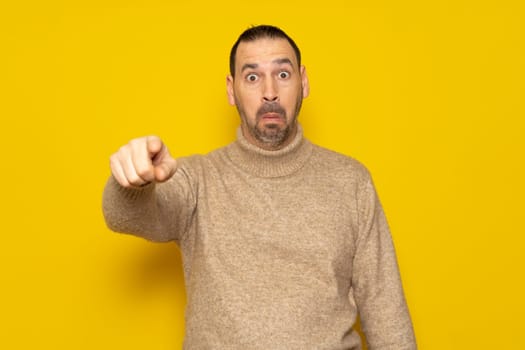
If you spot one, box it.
[102,126,416,350]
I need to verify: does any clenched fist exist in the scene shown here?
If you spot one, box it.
[110,136,177,188]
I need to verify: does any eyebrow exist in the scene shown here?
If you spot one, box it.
[241,63,258,73]
[240,58,295,74]
[273,58,293,66]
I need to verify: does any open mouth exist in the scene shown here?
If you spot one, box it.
[261,112,283,120]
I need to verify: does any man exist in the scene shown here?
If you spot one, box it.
[103,25,416,349]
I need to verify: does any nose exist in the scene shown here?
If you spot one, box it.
[262,78,278,102]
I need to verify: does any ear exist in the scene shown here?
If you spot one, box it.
[226,75,236,106]
[300,65,310,98]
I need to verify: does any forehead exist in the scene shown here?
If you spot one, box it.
[235,38,298,68]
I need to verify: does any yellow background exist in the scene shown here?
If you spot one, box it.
[1,0,524,349]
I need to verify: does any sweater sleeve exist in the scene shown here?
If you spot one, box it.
[102,158,197,243]
[351,174,417,349]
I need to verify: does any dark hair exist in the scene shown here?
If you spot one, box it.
[229,25,301,77]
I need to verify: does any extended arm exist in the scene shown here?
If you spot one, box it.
[102,136,195,242]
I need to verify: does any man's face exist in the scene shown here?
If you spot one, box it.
[227,38,309,150]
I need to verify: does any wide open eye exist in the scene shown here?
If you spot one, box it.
[278,71,290,79]
[246,74,259,82]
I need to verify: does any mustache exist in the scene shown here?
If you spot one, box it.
[256,103,286,119]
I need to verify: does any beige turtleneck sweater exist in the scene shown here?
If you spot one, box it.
[102,126,416,350]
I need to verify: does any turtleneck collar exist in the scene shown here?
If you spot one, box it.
[225,124,313,178]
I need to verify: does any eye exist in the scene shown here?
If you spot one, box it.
[278,71,290,79]
[246,74,258,82]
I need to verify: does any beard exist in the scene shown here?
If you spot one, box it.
[236,95,303,150]
[253,102,290,145]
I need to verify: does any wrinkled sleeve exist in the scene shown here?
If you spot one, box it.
[102,158,197,243]
[351,174,417,350]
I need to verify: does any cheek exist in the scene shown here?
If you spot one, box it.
[236,89,260,111]
[282,89,302,111]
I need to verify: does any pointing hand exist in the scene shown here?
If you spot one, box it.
[110,136,177,188]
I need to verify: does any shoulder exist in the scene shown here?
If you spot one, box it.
[309,142,372,184]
